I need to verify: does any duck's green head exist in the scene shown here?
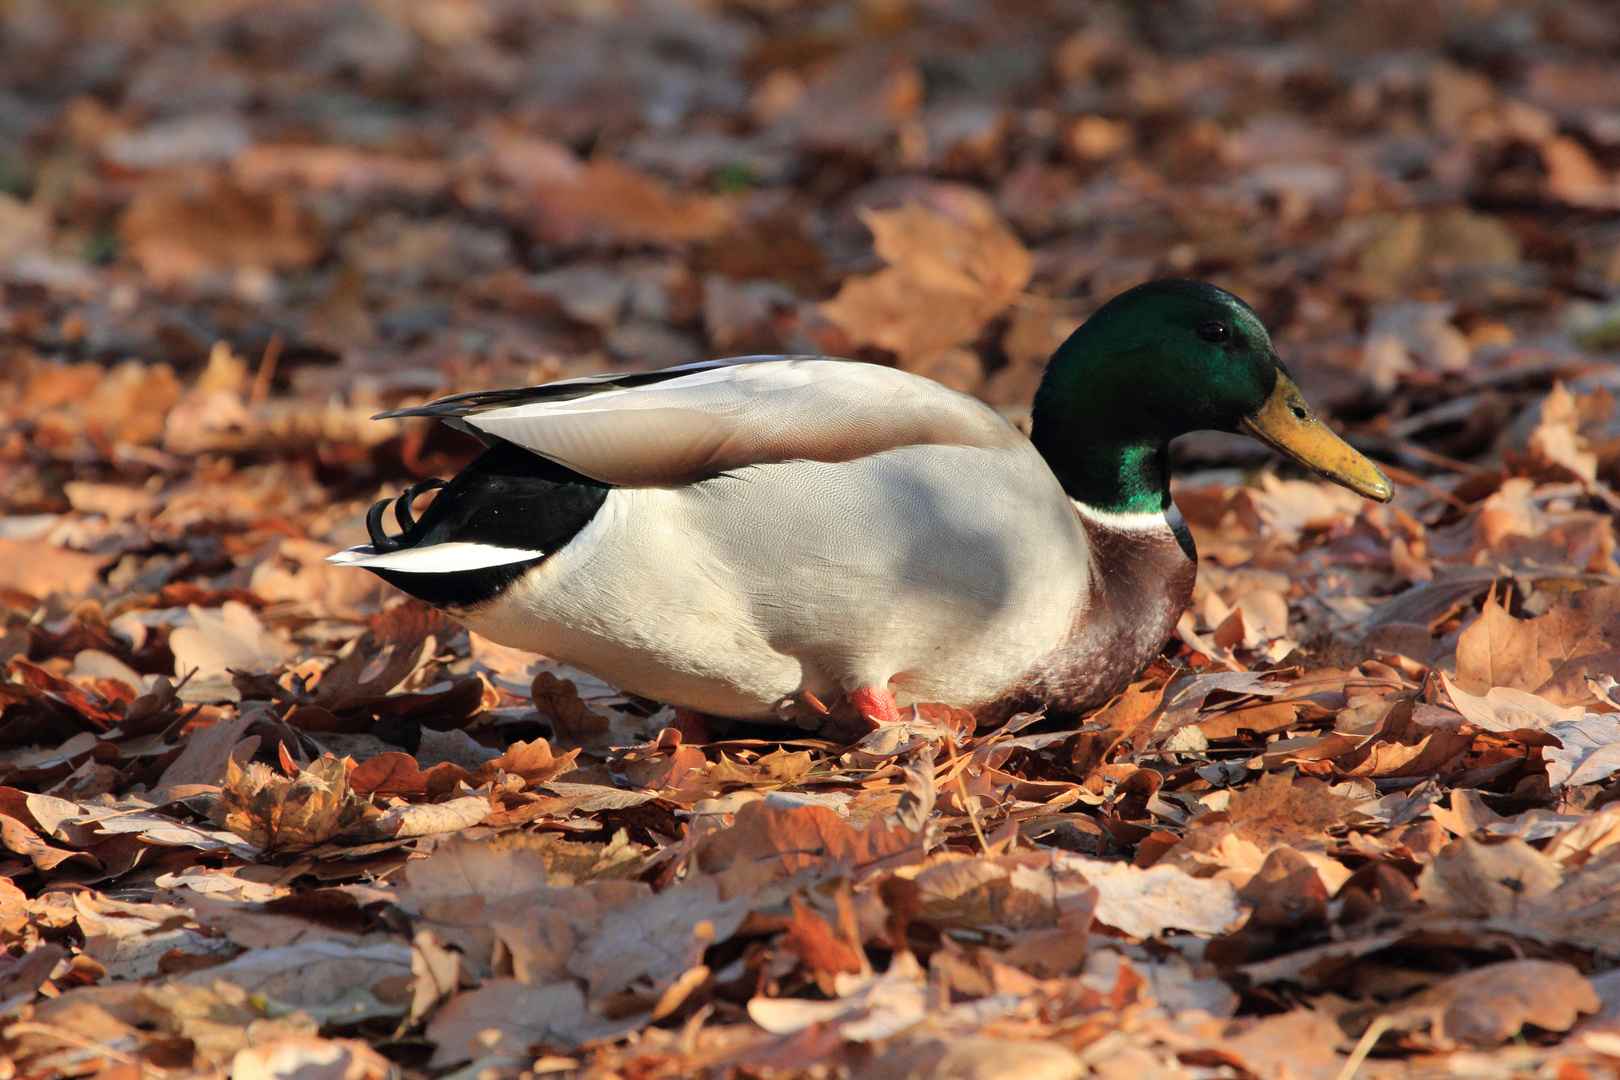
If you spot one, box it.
[1031,279,1393,515]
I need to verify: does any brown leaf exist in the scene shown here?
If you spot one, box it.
[221,755,372,853]
[346,751,460,798]
[409,930,461,1026]
[684,748,814,794]
[153,704,264,794]
[1439,672,1585,732]
[1227,772,1358,849]
[0,538,107,600]
[1217,1010,1346,1080]
[779,895,867,994]
[1455,586,1620,705]
[1387,959,1599,1048]
[234,145,449,199]
[472,738,580,787]
[425,979,597,1065]
[567,877,748,996]
[173,940,413,1026]
[1527,382,1599,481]
[366,795,491,840]
[820,195,1031,373]
[860,1036,1083,1080]
[134,982,318,1069]
[1418,837,1620,952]
[231,1037,392,1080]
[894,743,936,834]
[487,133,731,246]
[532,671,611,753]
[119,171,322,285]
[694,799,925,897]
[1070,678,1167,777]
[0,943,69,1006]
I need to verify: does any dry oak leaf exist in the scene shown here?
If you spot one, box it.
[694,798,926,897]
[177,940,414,1025]
[568,876,749,996]
[75,894,235,981]
[135,981,318,1069]
[1419,836,1563,920]
[234,144,449,199]
[1420,836,1620,953]
[1216,1010,1347,1080]
[397,832,552,918]
[119,170,322,286]
[1439,672,1584,732]
[1527,381,1599,481]
[910,852,1098,934]
[1071,856,1242,938]
[1543,713,1620,789]
[747,951,928,1043]
[1455,586,1620,705]
[780,896,867,992]
[222,755,372,853]
[367,795,491,840]
[0,537,107,600]
[425,979,619,1065]
[232,1037,393,1080]
[347,738,576,798]
[486,133,732,246]
[1386,959,1599,1048]
[170,601,295,700]
[863,1035,1084,1080]
[1226,771,1359,850]
[820,195,1032,371]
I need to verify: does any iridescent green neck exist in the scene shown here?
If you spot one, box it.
[1030,423,1171,515]
[1029,339,1175,516]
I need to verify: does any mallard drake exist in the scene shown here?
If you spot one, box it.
[330,279,1391,727]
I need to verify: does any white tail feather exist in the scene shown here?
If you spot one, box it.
[326,541,546,573]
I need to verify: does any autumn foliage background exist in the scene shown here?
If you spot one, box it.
[8,0,1620,1077]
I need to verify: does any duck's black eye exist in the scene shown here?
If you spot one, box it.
[1197,321,1231,344]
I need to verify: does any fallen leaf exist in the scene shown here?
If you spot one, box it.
[178,941,414,1025]
[1455,587,1620,705]
[820,195,1031,376]
[1070,856,1242,938]
[1386,959,1599,1048]
[1218,1010,1347,1080]
[694,799,925,897]
[747,951,927,1042]
[170,602,295,702]
[1543,714,1620,789]
[425,979,600,1065]
[368,795,491,840]
[1227,771,1358,850]
[231,1037,392,1080]
[119,171,322,285]
[1439,672,1585,732]
[222,756,372,853]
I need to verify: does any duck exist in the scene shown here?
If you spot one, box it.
[329,279,1391,729]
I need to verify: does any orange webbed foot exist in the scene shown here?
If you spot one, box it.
[851,685,902,725]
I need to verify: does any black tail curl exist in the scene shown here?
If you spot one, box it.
[365,478,449,552]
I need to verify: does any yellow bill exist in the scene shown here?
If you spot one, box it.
[1238,371,1393,502]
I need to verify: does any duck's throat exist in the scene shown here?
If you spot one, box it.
[1036,436,1171,516]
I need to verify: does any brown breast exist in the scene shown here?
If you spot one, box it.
[980,508,1196,724]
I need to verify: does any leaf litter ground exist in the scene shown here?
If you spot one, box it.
[8,1,1620,1078]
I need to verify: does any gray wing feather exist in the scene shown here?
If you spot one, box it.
[381,356,1021,487]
